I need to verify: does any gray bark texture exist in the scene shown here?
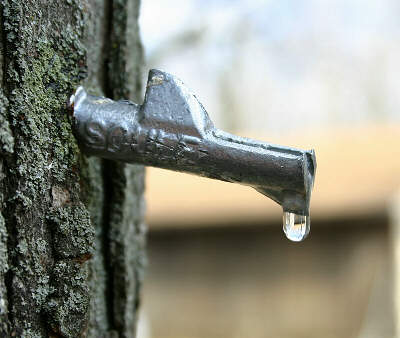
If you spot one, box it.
[0,0,146,337]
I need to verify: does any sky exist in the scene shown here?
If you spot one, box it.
[140,0,400,135]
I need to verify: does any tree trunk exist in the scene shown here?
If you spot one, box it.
[0,0,146,337]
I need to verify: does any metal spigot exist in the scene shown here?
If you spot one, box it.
[69,69,316,241]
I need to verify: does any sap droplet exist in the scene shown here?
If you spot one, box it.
[283,212,310,242]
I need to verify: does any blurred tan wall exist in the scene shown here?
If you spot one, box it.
[141,218,392,338]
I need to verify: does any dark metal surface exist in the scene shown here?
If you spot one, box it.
[70,69,316,215]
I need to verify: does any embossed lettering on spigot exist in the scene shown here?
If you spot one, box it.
[70,69,317,241]
[84,121,106,150]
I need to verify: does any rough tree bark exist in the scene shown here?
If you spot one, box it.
[0,0,146,337]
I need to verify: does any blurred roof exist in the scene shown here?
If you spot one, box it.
[146,124,400,229]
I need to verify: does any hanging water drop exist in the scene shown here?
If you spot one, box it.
[283,212,310,242]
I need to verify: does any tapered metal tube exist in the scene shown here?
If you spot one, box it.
[70,69,316,215]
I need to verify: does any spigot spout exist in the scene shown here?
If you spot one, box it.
[70,69,316,216]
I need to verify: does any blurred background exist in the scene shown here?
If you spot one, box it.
[137,1,400,337]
